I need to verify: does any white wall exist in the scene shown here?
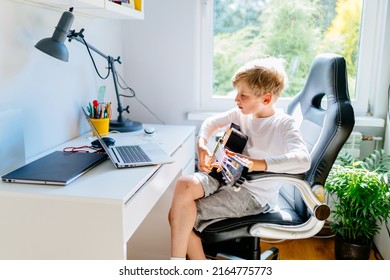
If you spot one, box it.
[0,1,125,159]
[121,0,203,126]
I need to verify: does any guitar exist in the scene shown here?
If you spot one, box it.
[207,125,253,191]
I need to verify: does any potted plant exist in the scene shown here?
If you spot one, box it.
[325,149,390,259]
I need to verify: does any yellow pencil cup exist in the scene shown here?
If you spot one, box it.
[134,0,142,11]
[90,118,110,136]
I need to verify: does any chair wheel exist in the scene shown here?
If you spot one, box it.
[261,247,279,260]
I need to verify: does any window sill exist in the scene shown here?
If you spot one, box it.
[355,116,385,127]
[188,112,385,128]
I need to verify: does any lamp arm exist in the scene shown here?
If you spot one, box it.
[109,58,128,122]
[67,29,129,122]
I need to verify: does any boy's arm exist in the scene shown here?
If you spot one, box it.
[265,119,311,174]
[225,150,267,171]
[246,158,267,171]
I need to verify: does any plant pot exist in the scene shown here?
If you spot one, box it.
[334,234,372,260]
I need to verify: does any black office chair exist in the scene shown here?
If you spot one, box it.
[197,53,355,260]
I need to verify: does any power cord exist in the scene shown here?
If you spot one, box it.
[76,30,111,80]
[115,71,166,125]
[260,239,286,244]
[63,145,104,154]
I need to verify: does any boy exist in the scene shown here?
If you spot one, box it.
[168,57,311,260]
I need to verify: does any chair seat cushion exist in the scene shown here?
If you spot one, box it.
[198,207,307,243]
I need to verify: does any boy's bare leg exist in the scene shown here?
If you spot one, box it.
[169,175,205,259]
[187,230,206,260]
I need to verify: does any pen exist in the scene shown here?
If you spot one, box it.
[86,101,111,119]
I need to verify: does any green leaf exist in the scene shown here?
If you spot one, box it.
[326,150,390,242]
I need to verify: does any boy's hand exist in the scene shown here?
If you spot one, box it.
[225,149,258,171]
[197,137,213,172]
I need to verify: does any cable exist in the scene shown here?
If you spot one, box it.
[260,239,286,244]
[63,145,104,154]
[134,96,166,125]
[313,234,336,239]
[80,36,110,80]
[115,71,166,125]
[115,70,135,98]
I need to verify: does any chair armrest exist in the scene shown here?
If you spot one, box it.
[246,171,330,221]
[246,171,305,181]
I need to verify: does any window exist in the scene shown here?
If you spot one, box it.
[200,0,388,115]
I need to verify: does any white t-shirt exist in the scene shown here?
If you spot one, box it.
[198,108,311,209]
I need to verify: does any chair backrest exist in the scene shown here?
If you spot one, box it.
[284,53,354,216]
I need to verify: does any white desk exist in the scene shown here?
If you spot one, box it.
[0,124,195,259]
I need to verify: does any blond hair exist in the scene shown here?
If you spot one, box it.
[232,57,287,98]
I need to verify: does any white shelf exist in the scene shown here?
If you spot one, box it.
[19,0,144,19]
[355,116,385,127]
[101,0,143,19]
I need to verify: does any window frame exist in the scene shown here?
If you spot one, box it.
[199,0,389,116]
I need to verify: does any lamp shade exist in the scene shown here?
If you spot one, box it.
[35,37,69,62]
[35,10,75,62]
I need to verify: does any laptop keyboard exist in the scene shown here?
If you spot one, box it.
[116,145,152,163]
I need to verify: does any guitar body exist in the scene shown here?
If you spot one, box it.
[208,124,251,191]
[224,123,248,153]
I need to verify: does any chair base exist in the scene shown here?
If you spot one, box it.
[203,237,279,260]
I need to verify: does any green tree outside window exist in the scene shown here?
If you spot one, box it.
[213,0,362,98]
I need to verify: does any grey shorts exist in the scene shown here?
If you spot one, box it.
[193,172,268,232]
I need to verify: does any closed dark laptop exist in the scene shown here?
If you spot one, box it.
[1,151,107,185]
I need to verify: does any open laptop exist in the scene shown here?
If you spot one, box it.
[82,108,174,168]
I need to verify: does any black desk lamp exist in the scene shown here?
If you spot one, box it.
[35,8,143,132]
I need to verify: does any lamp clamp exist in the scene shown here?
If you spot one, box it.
[67,28,85,42]
[121,105,130,114]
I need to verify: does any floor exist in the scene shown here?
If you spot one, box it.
[260,236,383,260]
